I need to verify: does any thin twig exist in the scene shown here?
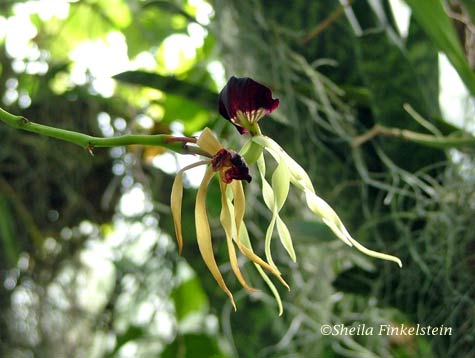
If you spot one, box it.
[301,0,354,44]
[352,124,475,149]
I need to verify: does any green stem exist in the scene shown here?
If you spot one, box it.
[249,122,262,137]
[0,107,209,156]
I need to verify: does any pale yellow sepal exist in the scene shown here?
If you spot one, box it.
[253,134,403,268]
[197,127,222,155]
[219,180,256,293]
[195,166,236,310]
[230,180,245,239]
[226,184,289,290]
[171,160,208,254]
[239,222,285,316]
[305,190,402,267]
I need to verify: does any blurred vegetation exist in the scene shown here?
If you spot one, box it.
[1,0,475,357]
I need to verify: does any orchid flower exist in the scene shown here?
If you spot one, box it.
[219,76,402,275]
[170,76,401,314]
[170,128,289,311]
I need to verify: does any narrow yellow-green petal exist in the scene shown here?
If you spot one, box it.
[171,171,184,254]
[305,190,402,267]
[346,235,403,267]
[230,180,245,241]
[257,153,279,270]
[264,216,278,270]
[225,192,289,289]
[276,216,296,262]
[240,222,285,315]
[305,190,353,247]
[197,127,222,155]
[171,160,208,254]
[219,181,256,293]
[253,135,314,192]
[271,158,290,211]
[195,166,236,310]
[258,152,295,266]
[256,264,284,316]
[235,220,288,289]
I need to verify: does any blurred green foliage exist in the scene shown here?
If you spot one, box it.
[1,0,475,357]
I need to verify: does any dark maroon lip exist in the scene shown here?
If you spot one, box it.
[218,76,279,134]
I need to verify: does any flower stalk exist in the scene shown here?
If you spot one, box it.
[0,107,205,156]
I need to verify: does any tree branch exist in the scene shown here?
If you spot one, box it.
[352,124,475,149]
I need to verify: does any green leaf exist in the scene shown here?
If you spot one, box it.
[171,276,208,321]
[405,0,475,98]
[161,333,226,358]
[406,18,440,117]
[106,325,146,357]
[161,95,210,134]
[113,71,217,111]
[123,3,188,58]
[45,0,129,58]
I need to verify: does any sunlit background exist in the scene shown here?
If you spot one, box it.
[1,0,475,357]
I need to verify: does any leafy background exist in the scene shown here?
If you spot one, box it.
[1,0,475,357]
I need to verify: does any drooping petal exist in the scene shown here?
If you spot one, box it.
[239,221,285,316]
[227,182,289,289]
[219,76,279,133]
[171,160,209,254]
[230,180,245,239]
[276,216,296,263]
[305,190,403,267]
[252,135,314,192]
[257,153,296,264]
[219,180,256,292]
[197,127,222,156]
[195,166,236,310]
[257,154,278,270]
[254,135,402,268]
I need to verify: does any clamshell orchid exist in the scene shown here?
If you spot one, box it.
[170,128,289,311]
[219,76,401,307]
[171,76,401,314]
